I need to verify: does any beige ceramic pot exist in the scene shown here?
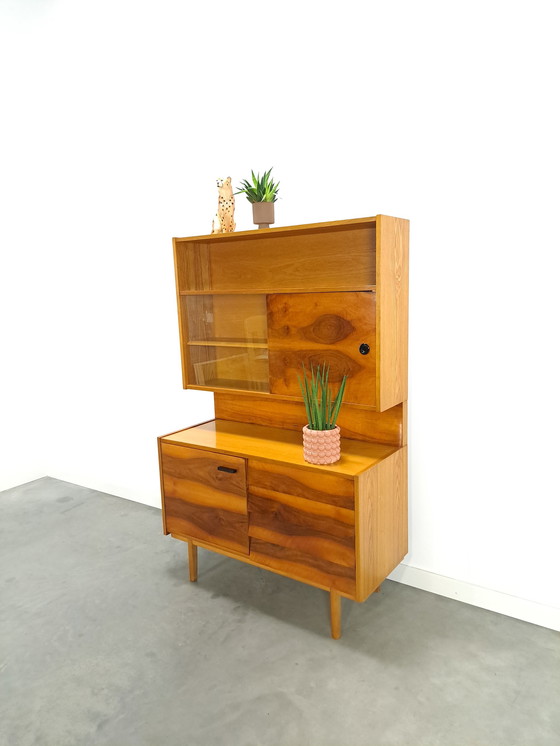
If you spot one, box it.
[252,201,275,229]
[302,425,341,465]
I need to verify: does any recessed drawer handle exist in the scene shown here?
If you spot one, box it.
[217,466,237,474]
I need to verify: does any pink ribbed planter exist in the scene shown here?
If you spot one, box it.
[302,425,341,465]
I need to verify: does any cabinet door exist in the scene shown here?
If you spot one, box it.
[181,294,269,393]
[161,444,249,554]
[267,291,376,406]
[247,461,356,596]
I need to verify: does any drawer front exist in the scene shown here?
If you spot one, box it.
[161,443,248,554]
[250,539,356,596]
[248,460,354,510]
[248,460,356,595]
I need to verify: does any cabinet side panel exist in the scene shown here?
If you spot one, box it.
[402,401,408,447]
[173,238,188,292]
[355,447,408,601]
[157,437,169,535]
[376,216,409,411]
[173,240,189,389]
[214,392,404,446]
[174,241,212,291]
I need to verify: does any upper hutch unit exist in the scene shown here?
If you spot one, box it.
[159,215,409,638]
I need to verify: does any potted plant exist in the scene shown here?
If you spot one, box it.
[298,363,347,465]
[235,168,280,229]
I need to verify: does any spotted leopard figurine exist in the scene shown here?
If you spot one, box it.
[211,177,236,234]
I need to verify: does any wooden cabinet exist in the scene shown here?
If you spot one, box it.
[159,422,407,603]
[159,215,409,637]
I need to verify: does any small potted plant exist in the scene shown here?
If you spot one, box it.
[235,168,280,229]
[298,363,347,465]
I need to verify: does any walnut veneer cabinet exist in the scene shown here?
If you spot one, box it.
[158,215,409,638]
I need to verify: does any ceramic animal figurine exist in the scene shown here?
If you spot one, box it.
[211,177,236,234]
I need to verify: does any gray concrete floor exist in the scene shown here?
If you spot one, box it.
[1,478,559,746]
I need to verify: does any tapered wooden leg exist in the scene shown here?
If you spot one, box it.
[188,542,198,582]
[374,583,382,593]
[330,590,341,639]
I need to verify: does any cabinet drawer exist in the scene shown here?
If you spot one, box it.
[161,443,248,554]
[248,460,354,510]
[250,539,356,596]
[248,460,356,594]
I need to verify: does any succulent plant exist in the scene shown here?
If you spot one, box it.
[235,168,280,203]
[297,363,347,431]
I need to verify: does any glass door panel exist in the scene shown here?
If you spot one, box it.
[183,294,269,392]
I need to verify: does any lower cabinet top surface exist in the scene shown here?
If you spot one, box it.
[160,419,398,477]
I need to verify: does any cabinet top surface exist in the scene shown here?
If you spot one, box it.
[174,215,383,244]
[160,419,399,476]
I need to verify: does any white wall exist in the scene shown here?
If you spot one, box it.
[1,1,559,626]
[0,3,52,490]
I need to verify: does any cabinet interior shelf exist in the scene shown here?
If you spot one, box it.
[189,379,269,393]
[187,340,268,349]
[179,286,375,296]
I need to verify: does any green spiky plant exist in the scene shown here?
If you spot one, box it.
[235,168,280,203]
[297,363,347,431]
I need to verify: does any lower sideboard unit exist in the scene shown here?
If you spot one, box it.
[158,419,408,638]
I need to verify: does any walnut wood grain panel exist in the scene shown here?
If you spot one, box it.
[215,392,404,446]
[171,534,356,599]
[249,486,354,525]
[250,538,356,596]
[161,444,246,505]
[355,447,408,601]
[376,215,409,411]
[267,292,376,406]
[248,492,355,568]
[160,443,248,554]
[248,460,354,510]
[166,497,249,554]
[174,224,375,292]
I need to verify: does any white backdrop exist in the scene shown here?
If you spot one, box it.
[1,0,559,626]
